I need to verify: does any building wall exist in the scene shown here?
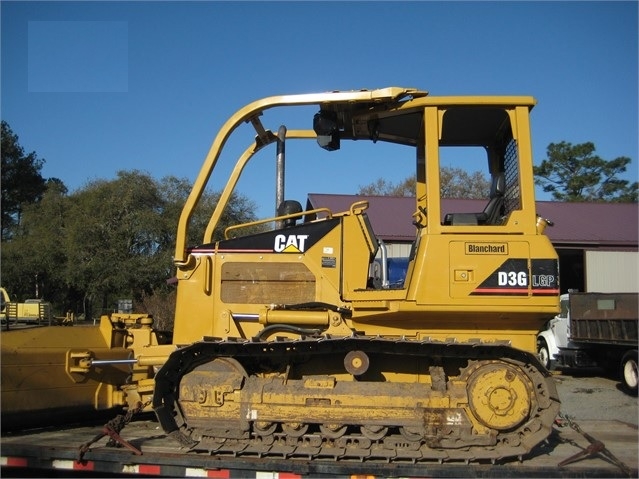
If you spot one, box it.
[385,242,413,258]
[585,250,639,293]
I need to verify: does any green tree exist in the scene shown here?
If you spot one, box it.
[358,177,414,196]
[358,167,490,198]
[63,171,174,318]
[440,168,491,199]
[2,168,259,324]
[1,121,50,240]
[534,142,638,202]
[158,175,260,246]
[0,179,69,303]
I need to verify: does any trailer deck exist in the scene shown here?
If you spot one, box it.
[1,417,637,478]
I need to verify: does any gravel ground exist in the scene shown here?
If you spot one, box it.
[552,368,638,426]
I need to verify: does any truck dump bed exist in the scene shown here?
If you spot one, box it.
[569,293,638,345]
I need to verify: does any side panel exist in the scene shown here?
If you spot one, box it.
[173,218,345,344]
[569,292,639,345]
[410,233,559,310]
[399,233,559,353]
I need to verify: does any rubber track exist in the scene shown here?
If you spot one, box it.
[153,336,560,463]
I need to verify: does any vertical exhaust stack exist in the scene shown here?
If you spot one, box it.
[275,125,287,229]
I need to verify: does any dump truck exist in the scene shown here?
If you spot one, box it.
[537,292,638,393]
[0,286,52,325]
[1,87,562,467]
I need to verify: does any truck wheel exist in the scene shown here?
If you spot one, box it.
[620,350,638,395]
[537,339,553,370]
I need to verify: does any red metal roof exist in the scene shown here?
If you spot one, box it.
[306,193,638,248]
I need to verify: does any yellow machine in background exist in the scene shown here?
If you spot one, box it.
[1,286,52,325]
[1,88,560,463]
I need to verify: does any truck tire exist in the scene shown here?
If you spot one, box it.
[620,350,638,395]
[537,338,553,370]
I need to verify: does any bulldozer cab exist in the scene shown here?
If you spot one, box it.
[171,88,559,349]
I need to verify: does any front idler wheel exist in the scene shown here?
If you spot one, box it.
[465,361,533,431]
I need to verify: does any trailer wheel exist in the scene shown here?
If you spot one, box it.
[620,350,638,395]
[537,338,553,370]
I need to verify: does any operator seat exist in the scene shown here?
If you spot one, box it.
[277,200,303,227]
[443,173,505,226]
[482,173,506,225]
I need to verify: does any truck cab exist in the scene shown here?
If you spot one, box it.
[537,293,570,369]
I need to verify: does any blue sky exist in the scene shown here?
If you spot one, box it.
[2,1,637,218]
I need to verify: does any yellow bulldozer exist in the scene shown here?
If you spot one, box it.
[1,87,560,463]
[1,286,52,326]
